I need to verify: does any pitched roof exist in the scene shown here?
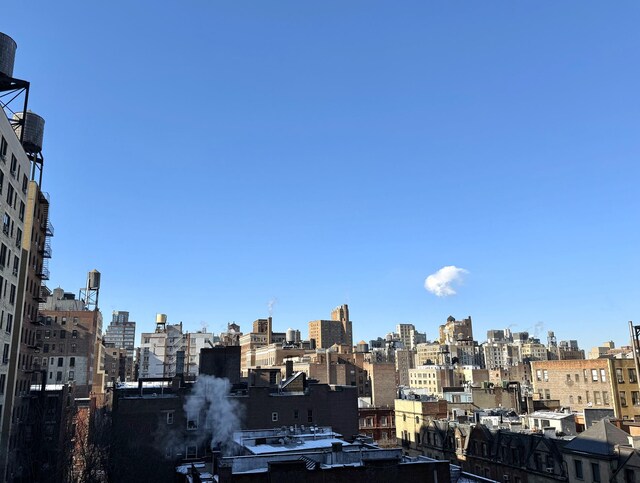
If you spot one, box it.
[564,420,629,456]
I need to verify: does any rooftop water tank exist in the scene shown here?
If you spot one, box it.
[286,328,296,344]
[0,32,17,78]
[156,313,167,324]
[87,269,101,289]
[14,111,45,153]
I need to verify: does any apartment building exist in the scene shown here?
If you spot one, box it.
[37,287,104,397]
[139,314,212,379]
[0,95,38,479]
[531,359,640,420]
[308,304,353,350]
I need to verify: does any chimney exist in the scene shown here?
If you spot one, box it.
[285,360,293,379]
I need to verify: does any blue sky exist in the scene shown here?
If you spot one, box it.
[3,2,639,350]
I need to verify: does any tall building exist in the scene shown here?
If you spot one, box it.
[308,304,353,350]
[139,313,213,379]
[37,284,104,397]
[103,310,136,380]
[396,323,426,350]
[0,31,54,481]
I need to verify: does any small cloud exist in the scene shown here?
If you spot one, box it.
[424,266,469,297]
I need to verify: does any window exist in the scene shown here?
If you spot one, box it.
[575,373,579,382]
[617,368,625,383]
[630,369,637,384]
[61,317,67,325]
[6,183,13,206]
[57,357,63,367]
[166,412,174,425]
[5,314,11,334]
[574,459,583,479]
[592,369,599,382]
[0,374,5,394]
[56,371,62,382]
[632,391,640,406]
[271,412,279,422]
[9,155,17,176]
[9,284,15,305]
[569,395,574,404]
[0,244,7,268]
[308,409,313,423]
[72,330,78,338]
[583,369,588,381]
[44,330,50,339]
[2,213,9,235]
[600,369,607,382]
[0,136,6,158]
[621,391,628,407]
[536,369,542,381]
[60,330,66,339]
[68,370,74,381]
[43,344,49,353]
[71,344,76,353]
[21,174,27,194]
[186,445,197,459]
[187,414,198,430]
[543,370,548,382]
[594,391,601,405]
[626,469,636,483]
[18,201,24,222]
[603,391,610,406]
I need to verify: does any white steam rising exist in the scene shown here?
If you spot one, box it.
[183,375,243,453]
[424,266,469,297]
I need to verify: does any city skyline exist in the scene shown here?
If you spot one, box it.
[3,1,639,351]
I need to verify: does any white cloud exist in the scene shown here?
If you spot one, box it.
[424,266,469,297]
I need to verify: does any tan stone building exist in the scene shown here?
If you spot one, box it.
[395,398,448,449]
[531,359,640,421]
[439,315,473,344]
[308,304,352,350]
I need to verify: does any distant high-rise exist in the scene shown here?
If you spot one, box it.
[104,310,136,381]
[309,304,353,350]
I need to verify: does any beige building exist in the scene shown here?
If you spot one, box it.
[439,315,473,344]
[409,365,458,396]
[394,398,448,449]
[531,359,640,421]
[415,342,446,366]
[308,304,353,350]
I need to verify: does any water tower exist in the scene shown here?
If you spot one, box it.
[0,32,31,145]
[79,269,101,311]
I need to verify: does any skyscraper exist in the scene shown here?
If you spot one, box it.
[103,310,136,381]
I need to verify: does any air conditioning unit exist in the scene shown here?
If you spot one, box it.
[545,467,554,473]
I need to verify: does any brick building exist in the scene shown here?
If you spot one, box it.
[531,359,640,421]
